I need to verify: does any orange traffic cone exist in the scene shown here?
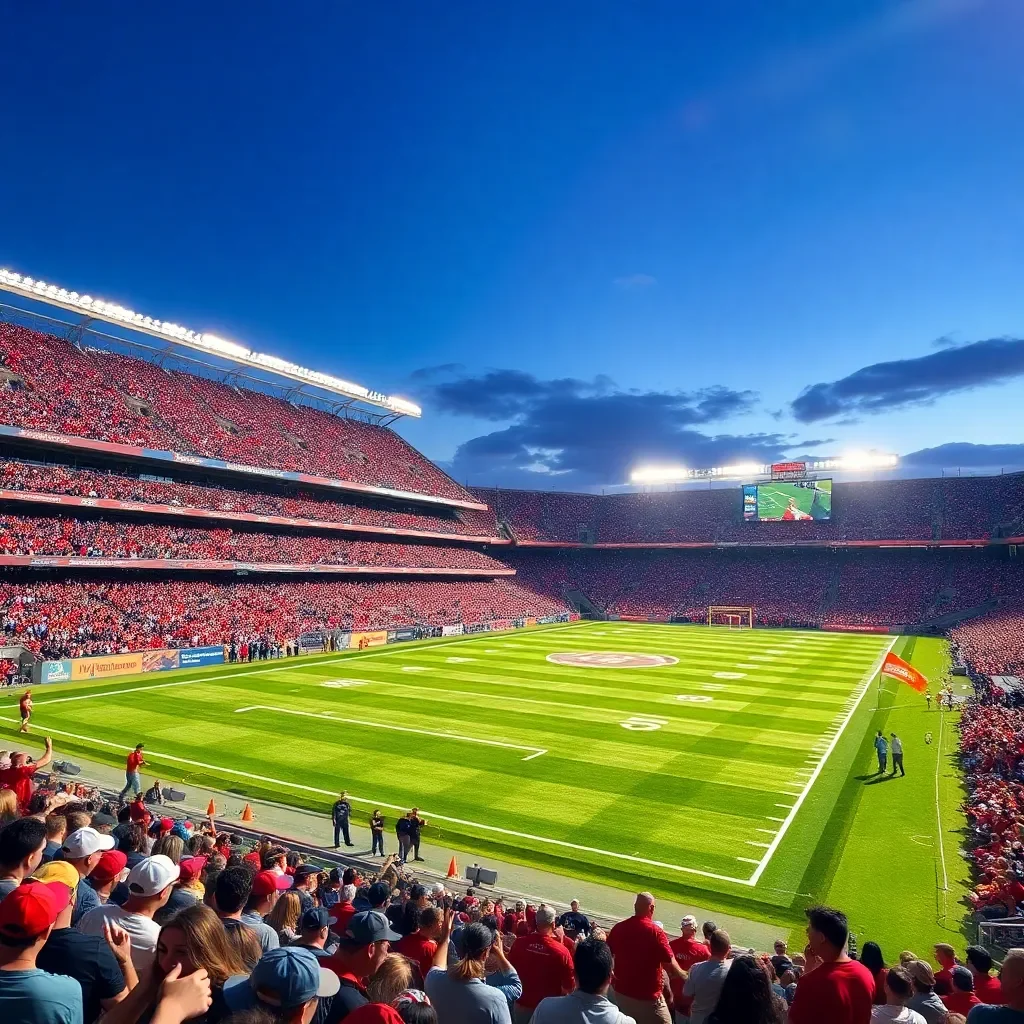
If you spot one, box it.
[446,856,458,879]
[240,803,254,823]
[206,799,216,816]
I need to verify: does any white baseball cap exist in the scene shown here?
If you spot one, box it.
[127,855,180,897]
[62,827,116,859]
[681,915,698,928]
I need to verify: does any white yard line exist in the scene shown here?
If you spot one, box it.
[233,705,547,761]
[746,636,897,885]
[0,713,753,887]
[0,621,591,711]
[935,705,949,894]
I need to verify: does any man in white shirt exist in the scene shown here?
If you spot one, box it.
[890,733,905,777]
[78,854,179,970]
[871,966,927,1023]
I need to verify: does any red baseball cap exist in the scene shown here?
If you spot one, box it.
[178,856,208,884]
[160,817,175,834]
[90,850,129,886]
[252,870,290,897]
[0,881,70,941]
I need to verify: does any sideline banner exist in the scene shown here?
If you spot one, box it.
[388,627,420,643]
[178,645,225,668]
[40,660,72,683]
[71,652,144,680]
[351,630,388,648]
[441,623,464,637]
[488,618,514,632]
[822,623,890,634]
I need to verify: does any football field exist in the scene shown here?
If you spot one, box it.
[0,620,912,927]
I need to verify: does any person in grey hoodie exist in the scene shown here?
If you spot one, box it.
[532,937,636,1024]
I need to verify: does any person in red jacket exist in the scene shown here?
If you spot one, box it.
[942,966,982,1017]
[788,906,874,1024]
[508,904,575,1021]
[966,944,1005,1005]
[393,905,442,984]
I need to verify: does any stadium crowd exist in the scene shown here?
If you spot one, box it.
[0,461,496,539]
[0,747,1018,1024]
[951,608,1024,678]
[0,514,502,571]
[0,578,567,660]
[509,549,1024,630]
[0,323,471,503]
[473,474,1024,545]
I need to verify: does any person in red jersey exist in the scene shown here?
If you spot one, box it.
[606,892,684,1024]
[0,738,53,812]
[942,966,981,1017]
[18,689,32,734]
[118,743,147,803]
[781,497,813,521]
[508,903,575,1021]
[934,943,960,995]
[669,914,710,1021]
[966,945,1005,1005]
[788,905,874,1024]
[393,905,442,984]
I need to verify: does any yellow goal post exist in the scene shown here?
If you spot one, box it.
[707,606,754,628]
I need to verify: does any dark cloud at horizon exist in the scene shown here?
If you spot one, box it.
[414,366,789,487]
[791,337,1024,423]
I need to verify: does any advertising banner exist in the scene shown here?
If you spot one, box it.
[336,632,351,650]
[352,630,388,648]
[298,631,326,653]
[822,623,890,634]
[441,623,464,636]
[71,652,145,681]
[141,649,180,673]
[465,622,490,633]
[40,660,72,684]
[178,645,225,668]
[524,617,537,627]
[488,618,514,632]
[389,628,420,642]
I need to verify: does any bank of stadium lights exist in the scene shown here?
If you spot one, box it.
[0,269,422,418]
[630,453,899,483]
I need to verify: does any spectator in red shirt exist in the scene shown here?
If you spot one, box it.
[0,738,53,811]
[788,906,874,1024]
[933,944,959,995]
[393,905,442,982]
[606,892,684,1024]
[966,945,1004,1005]
[860,942,888,1004]
[118,743,147,803]
[329,883,358,934]
[508,904,576,1021]
[669,915,710,1020]
[942,966,981,1017]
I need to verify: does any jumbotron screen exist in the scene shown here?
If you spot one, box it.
[742,478,833,522]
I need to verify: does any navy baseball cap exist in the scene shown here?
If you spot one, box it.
[337,910,402,948]
[300,907,331,931]
[223,948,339,1011]
[367,881,392,907]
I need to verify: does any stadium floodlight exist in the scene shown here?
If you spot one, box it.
[630,465,689,484]
[0,267,422,418]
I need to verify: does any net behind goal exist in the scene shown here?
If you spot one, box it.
[707,606,754,628]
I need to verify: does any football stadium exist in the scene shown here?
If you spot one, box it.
[0,266,1021,1016]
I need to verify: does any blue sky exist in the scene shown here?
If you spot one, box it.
[1,1,1022,489]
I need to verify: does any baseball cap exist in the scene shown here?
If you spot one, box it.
[127,855,180,897]
[252,870,291,897]
[223,947,340,1011]
[430,882,446,896]
[367,880,391,907]
[300,907,331,931]
[178,856,208,885]
[681,914,698,929]
[907,960,936,987]
[62,827,116,859]
[33,860,80,895]
[159,817,174,834]
[91,812,117,829]
[951,965,974,991]
[293,865,321,883]
[90,850,129,887]
[337,910,403,948]
[0,881,70,941]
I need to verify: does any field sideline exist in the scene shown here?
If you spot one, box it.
[0,621,963,940]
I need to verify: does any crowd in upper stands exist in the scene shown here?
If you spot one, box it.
[951,609,1024,677]
[473,474,1024,544]
[0,461,497,539]
[0,323,471,503]
[0,739,1019,1024]
[0,578,567,660]
[0,514,502,571]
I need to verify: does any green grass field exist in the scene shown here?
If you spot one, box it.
[0,621,968,949]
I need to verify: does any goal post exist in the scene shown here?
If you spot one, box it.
[707,606,754,628]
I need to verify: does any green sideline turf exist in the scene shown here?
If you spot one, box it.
[0,622,966,945]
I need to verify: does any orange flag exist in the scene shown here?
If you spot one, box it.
[880,651,928,693]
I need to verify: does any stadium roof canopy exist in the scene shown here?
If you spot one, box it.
[0,268,420,425]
